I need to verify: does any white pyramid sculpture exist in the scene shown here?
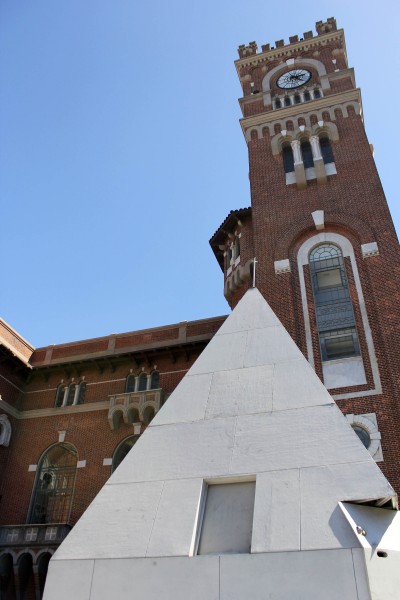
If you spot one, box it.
[44,289,400,600]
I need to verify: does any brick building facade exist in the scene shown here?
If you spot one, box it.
[1,17,400,599]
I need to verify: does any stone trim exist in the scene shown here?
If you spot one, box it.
[274,259,291,274]
[311,210,324,230]
[0,397,109,420]
[297,233,382,398]
[361,242,379,258]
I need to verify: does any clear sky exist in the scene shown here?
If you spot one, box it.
[1,0,399,347]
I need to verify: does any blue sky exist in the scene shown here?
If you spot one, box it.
[1,0,399,347]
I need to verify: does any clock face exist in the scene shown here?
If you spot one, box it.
[276,69,311,89]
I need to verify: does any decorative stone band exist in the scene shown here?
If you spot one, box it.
[274,259,291,274]
[361,242,379,258]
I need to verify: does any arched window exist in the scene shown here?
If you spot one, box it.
[282,144,294,173]
[309,244,360,361]
[65,384,76,406]
[275,99,281,109]
[294,94,301,104]
[301,141,314,168]
[125,374,136,393]
[138,373,148,391]
[54,386,65,408]
[284,96,291,107]
[320,137,335,164]
[314,88,321,99]
[28,444,78,524]
[150,371,160,390]
[304,91,311,101]
[76,382,86,405]
[112,435,139,472]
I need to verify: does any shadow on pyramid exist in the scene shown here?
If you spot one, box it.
[43,288,398,600]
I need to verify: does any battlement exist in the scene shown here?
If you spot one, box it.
[237,18,338,59]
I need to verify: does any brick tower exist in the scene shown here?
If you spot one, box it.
[210,18,400,494]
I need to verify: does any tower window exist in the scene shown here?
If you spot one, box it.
[319,328,360,360]
[309,244,360,362]
[282,145,294,173]
[314,88,321,99]
[320,137,335,164]
[304,91,311,101]
[301,141,314,168]
[294,94,301,104]
[275,99,281,109]
[284,96,291,107]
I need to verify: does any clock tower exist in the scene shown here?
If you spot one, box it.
[210,18,400,494]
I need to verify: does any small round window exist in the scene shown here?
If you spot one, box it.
[352,425,371,449]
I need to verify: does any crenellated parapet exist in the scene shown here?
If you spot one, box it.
[237,18,338,60]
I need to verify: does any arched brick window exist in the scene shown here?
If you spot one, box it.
[125,373,136,393]
[138,373,148,391]
[29,443,78,524]
[301,141,314,168]
[309,243,360,361]
[150,370,160,390]
[320,136,335,164]
[112,435,139,472]
[282,144,294,173]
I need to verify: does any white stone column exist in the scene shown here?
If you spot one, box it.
[291,140,302,164]
[73,385,80,405]
[62,386,69,407]
[291,140,307,190]
[310,135,322,160]
[310,135,327,183]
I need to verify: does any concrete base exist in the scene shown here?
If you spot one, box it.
[44,549,373,600]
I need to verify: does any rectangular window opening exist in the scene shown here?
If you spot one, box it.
[316,268,342,290]
[320,328,360,361]
[197,481,255,556]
